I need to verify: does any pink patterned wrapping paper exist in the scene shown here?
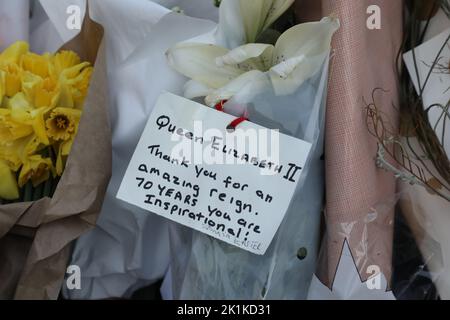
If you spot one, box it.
[297,0,403,288]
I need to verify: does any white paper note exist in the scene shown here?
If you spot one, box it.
[403,28,450,157]
[117,92,312,255]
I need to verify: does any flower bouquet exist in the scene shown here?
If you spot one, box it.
[159,0,338,299]
[0,42,91,203]
[62,0,336,300]
[0,4,111,300]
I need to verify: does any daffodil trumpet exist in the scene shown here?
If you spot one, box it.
[0,41,93,201]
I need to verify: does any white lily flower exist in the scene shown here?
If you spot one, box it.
[167,16,340,107]
[216,0,295,48]
[166,43,245,89]
[269,16,340,95]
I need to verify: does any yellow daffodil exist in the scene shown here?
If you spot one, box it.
[52,50,81,76]
[7,91,31,116]
[0,159,19,200]
[0,41,29,105]
[58,63,93,108]
[37,77,60,108]
[0,108,33,142]
[47,108,82,176]
[0,138,26,172]
[46,107,81,142]
[0,134,46,172]
[55,118,80,176]
[0,63,22,98]
[18,154,54,188]
[22,72,60,108]
[0,41,92,198]
[21,52,51,79]
[0,41,29,66]
[71,66,93,107]
[7,93,50,146]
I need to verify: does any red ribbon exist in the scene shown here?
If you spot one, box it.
[214,100,248,131]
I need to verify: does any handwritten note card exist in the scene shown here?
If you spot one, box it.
[117,93,312,255]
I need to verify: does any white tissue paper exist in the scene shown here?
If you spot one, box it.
[47,0,219,299]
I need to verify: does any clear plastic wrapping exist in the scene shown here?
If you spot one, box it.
[163,56,330,299]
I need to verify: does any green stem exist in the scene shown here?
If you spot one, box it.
[23,181,34,202]
[51,177,60,198]
[43,175,53,198]
[32,182,44,201]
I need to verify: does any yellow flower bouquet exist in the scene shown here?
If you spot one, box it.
[0,8,111,300]
[0,42,92,202]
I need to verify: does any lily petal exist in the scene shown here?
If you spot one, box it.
[184,80,214,100]
[270,16,340,95]
[239,0,274,44]
[205,70,270,107]
[216,0,246,48]
[216,0,294,48]
[263,0,295,30]
[166,43,244,89]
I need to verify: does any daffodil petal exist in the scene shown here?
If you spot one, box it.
[8,93,32,120]
[0,139,24,171]
[60,62,90,80]
[53,51,81,75]
[2,63,22,97]
[205,70,270,107]
[270,16,340,95]
[61,137,75,156]
[58,78,75,108]
[25,135,42,156]
[21,71,42,103]
[0,110,33,143]
[56,144,65,175]
[0,159,19,200]
[21,52,51,78]
[166,43,244,89]
[30,107,51,146]
[0,70,5,104]
[18,154,53,188]
[0,41,29,65]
